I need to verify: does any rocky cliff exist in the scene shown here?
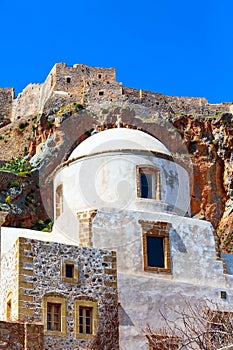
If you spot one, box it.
[0,63,232,252]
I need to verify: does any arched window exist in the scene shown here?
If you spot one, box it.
[56,184,63,219]
[137,166,161,200]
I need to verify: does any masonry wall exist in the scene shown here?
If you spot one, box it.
[0,321,44,349]
[123,87,231,116]
[0,88,13,121]
[11,84,42,119]
[1,237,119,350]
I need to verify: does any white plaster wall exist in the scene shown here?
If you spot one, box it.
[53,151,190,238]
[118,272,233,350]
[90,209,233,350]
[0,227,75,259]
[92,209,227,286]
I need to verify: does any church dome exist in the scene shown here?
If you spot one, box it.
[68,128,171,160]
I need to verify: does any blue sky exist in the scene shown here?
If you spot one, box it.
[0,0,232,103]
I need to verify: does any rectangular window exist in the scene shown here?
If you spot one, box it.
[146,236,164,268]
[79,307,93,334]
[141,221,171,273]
[47,303,61,331]
[65,263,74,278]
[74,300,98,339]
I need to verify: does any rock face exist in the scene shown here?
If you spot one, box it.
[0,63,233,251]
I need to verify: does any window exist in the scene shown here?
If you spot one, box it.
[75,299,98,339]
[7,299,12,321]
[98,74,102,79]
[137,166,160,200]
[66,263,74,278]
[99,91,104,96]
[47,303,61,331]
[66,77,71,83]
[146,236,164,268]
[61,259,79,283]
[56,184,63,219]
[79,307,92,334]
[43,294,66,336]
[140,221,171,273]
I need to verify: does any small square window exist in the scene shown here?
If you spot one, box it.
[61,259,79,283]
[220,291,227,300]
[99,91,104,96]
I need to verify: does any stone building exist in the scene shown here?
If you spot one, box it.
[1,63,233,349]
[0,227,118,349]
[52,126,233,349]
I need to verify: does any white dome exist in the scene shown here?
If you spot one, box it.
[69,128,171,160]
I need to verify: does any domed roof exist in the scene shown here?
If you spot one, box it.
[68,128,171,160]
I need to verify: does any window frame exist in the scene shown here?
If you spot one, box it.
[137,165,161,200]
[61,259,79,283]
[43,295,67,336]
[140,221,171,273]
[74,299,98,339]
[47,302,61,332]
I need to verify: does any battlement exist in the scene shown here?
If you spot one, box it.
[0,62,232,122]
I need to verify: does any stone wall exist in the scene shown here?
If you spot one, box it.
[0,88,13,121]
[0,237,119,349]
[0,321,44,349]
[12,84,42,120]
[123,87,231,116]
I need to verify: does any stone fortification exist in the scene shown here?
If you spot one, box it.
[0,88,14,125]
[0,62,232,122]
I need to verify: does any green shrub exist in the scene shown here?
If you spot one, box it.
[8,180,20,188]
[0,157,33,175]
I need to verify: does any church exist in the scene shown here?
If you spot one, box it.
[1,126,233,349]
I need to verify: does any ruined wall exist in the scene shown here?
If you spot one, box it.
[123,87,231,116]
[0,88,13,122]
[84,81,123,106]
[0,321,44,349]
[12,84,42,120]
[0,237,119,349]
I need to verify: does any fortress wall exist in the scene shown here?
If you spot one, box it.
[12,83,42,120]
[123,87,231,116]
[0,88,14,120]
[84,81,123,105]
